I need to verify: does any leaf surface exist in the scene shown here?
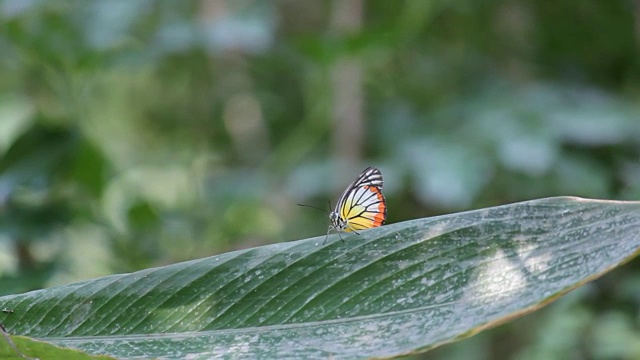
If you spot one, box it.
[1,197,639,359]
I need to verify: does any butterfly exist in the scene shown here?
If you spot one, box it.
[326,167,387,243]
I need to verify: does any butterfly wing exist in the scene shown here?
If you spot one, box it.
[334,167,383,210]
[335,167,386,232]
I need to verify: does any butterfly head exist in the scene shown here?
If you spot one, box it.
[329,210,347,231]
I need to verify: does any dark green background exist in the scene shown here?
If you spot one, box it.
[1,1,639,359]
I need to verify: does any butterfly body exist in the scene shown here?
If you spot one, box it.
[328,167,387,237]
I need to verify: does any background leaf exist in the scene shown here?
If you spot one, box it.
[1,197,639,359]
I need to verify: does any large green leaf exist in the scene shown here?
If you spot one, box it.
[1,197,639,359]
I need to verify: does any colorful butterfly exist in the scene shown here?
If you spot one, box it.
[327,167,387,242]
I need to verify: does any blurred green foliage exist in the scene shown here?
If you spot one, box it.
[0,0,639,359]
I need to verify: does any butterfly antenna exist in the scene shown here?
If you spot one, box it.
[297,203,329,213]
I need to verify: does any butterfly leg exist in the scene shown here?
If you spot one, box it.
[323,226,333,245]
[346,224,361,236]
[323,226,345,245]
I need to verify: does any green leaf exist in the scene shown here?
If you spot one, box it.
[1,197,639,359]
[0,333,115,360]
